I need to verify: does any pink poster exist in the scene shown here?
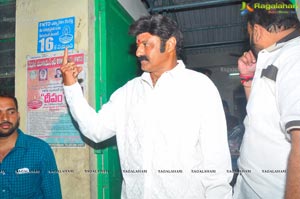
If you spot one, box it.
[26,52,86,147]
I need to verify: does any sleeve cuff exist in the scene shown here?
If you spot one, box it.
[63,82,84,104]
[286,120,300,133]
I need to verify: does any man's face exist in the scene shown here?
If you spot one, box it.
[56,69,62,75]
[0,97,20,138]
[135,32,169,73]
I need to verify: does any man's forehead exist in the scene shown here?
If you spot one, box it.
[136,32,157,43]
[0,98,17,111]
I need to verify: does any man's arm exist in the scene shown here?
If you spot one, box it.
[285,129,300,199]
[241,80,252,100]
[61,48,117,142]
[238,50,256,100]
[63,83,118,142]
[199,81,233,198]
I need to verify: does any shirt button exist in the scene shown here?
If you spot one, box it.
[2,189,6,192]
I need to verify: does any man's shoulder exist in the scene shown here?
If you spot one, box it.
[183,68,206,77]
[274,37,300,64]
[108,76,142,100]
[120,76,142,89]
[282,36,300,51]
[182,68,214,85]
[20,131,52,149]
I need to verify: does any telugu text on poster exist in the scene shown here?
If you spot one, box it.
[26,52,86,147]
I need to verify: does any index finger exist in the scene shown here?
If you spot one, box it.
[62,48,68,65]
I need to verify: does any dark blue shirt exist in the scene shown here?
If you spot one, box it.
[0,129,62,199]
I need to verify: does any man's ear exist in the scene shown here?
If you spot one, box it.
[253,24,264,43]
[165,36,177,53]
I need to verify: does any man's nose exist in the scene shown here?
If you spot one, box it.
[0,112,8,121]
[136,45,144,57]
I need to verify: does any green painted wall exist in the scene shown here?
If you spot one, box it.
[94,0,137,198]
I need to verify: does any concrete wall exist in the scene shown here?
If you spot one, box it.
[15,0,94,198]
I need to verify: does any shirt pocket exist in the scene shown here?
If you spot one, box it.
[7,171,41,198]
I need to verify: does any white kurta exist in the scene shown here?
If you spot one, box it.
[234,33,300,199]
[64,60,232,198]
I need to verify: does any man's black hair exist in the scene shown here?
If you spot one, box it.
[0,93,18,111]
[129,14,183,58]
[247,0,300,32]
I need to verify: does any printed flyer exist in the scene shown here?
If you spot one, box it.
[26,52,86,147]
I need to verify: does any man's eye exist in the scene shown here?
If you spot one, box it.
[8,110,15,114]
[136,42,149,48]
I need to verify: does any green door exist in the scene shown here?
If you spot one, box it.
[94,0,138,198]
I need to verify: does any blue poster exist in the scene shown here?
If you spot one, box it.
[37,16,75,53]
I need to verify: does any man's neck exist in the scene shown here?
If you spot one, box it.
[266,28,297,48]
[150,58,178,86]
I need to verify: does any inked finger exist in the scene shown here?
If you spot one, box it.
[62,48,69,65]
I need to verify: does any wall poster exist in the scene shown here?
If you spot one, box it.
[37,16,75,53]
[26,52,86,147]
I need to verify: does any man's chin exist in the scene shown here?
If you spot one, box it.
[0,123,18,138]
[141,64,150,72]
[0,130,15,138]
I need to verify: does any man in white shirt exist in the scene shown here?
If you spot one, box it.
[234,0,300,198]
[61,14,232,199]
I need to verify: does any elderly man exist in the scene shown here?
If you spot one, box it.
[61,14,232,198]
